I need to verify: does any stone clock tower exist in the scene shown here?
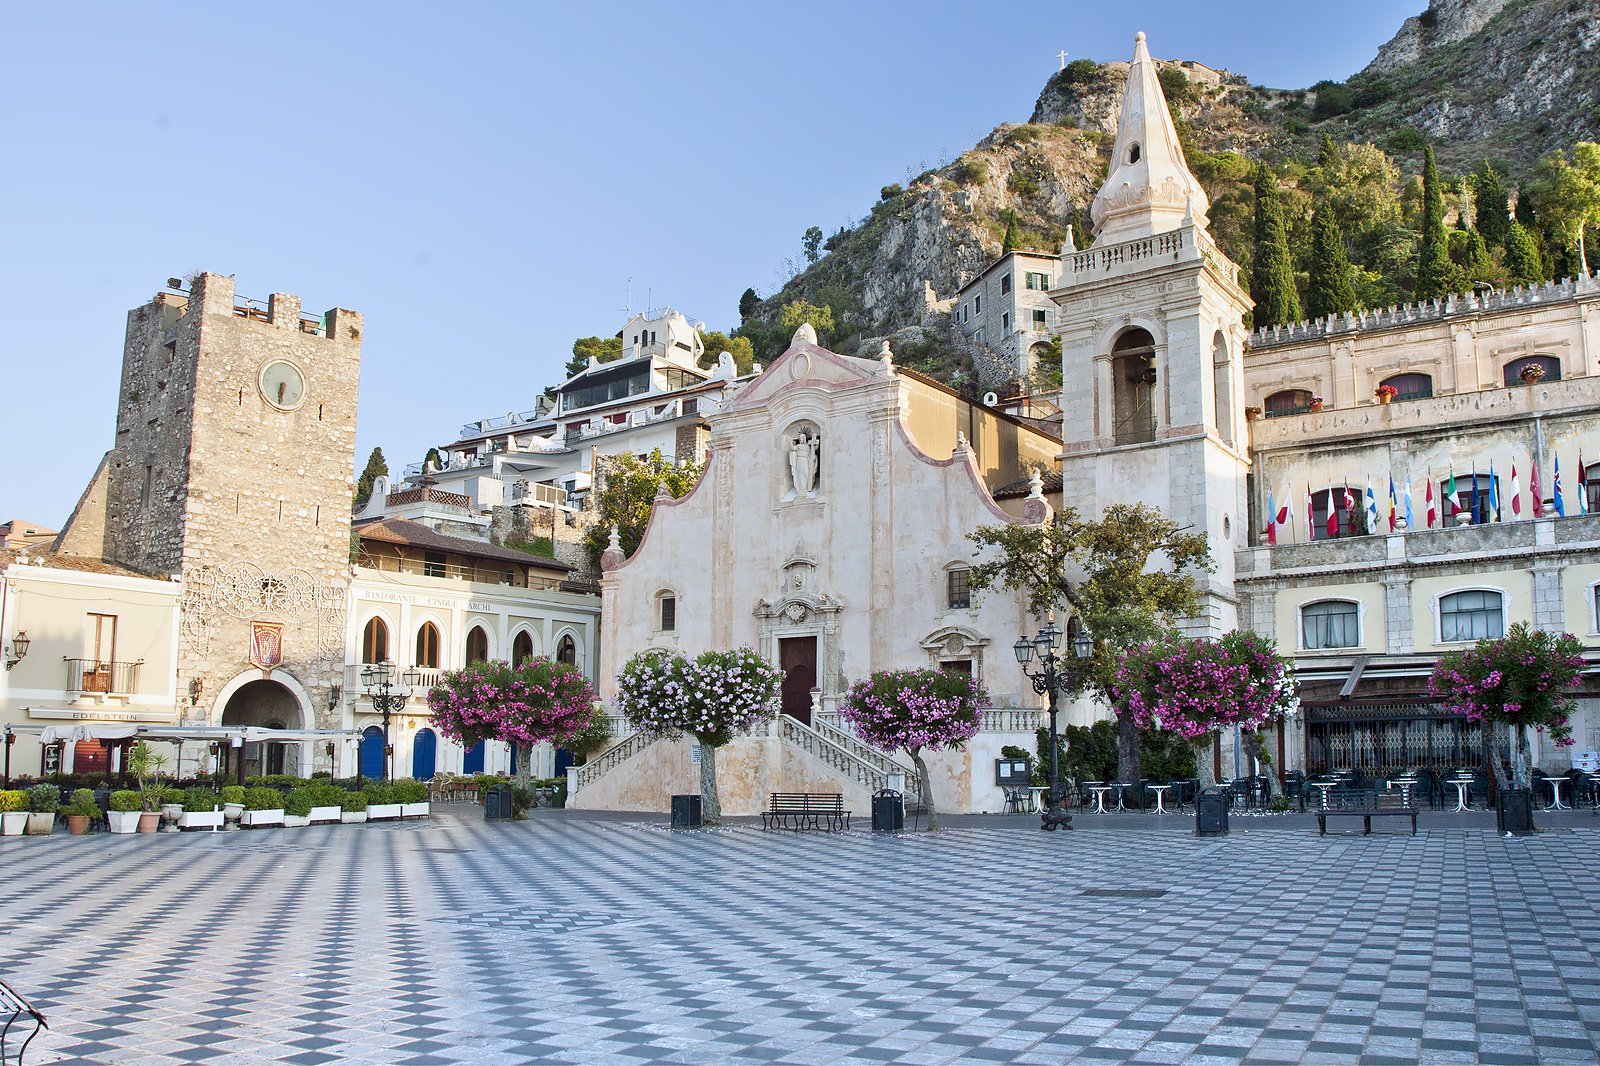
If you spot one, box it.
[93,272,362,743]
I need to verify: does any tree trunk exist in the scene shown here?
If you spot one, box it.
[1115,709,1142,806]
[911,747,937,831]
[700,741,721,825]
[1195,738,1218,793]
[1241,730,1280,799]
[514,743,532,790]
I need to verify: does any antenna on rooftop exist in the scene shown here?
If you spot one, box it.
[620,276,632,319]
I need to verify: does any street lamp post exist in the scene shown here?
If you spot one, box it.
[1015,618,1093,832]
[361,661,420,782]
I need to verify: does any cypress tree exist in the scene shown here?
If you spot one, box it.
[1504,219,1544,284]
[1414,145,1453,300]
[1471,162,1510,246]
[1250,165,1302,327]
[1306,210,1360,319]
[355,447,388,508]
[1317,132,1339,173]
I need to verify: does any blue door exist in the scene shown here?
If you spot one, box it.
[463,740,484,775]
[411,728,437,780]
[509,743,517,776]
[360,726,385,779]
[554,748,574,778]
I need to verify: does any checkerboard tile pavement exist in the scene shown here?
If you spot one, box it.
[2,811,1598,1064]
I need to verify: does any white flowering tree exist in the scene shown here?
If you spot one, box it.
[614,647,783,824]
[838,668,988,831]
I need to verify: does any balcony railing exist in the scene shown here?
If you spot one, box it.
[343,664,443,697]
[64,658,143,697]
[356,551,564,590]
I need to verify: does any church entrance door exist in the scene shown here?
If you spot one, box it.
[779,637,817,726]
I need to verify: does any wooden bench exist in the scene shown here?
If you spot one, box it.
[761,792,850,831]
[1316,787,1417,836]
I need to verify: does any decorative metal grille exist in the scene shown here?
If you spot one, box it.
[1303,700,1485,776]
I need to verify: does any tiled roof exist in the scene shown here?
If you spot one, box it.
[355,519,573,571]
[0,548,162,579]
[991,469,1064,501]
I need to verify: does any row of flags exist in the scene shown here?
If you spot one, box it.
[1265,454,1590,544]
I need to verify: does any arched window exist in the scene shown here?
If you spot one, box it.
[1440,590,1504,643]
[1380,372,1432,400]
[557,635,577,666]
[1264,389,1313,418]
[361,618,388,664]
[946,566,971,610]
[1212,331,1233,445]
[657,592,677,632]
[466,626,489,664]
[1301,600,1359,650]
[415,623,440,669]
[512,631,534,667]
[1504,355,1560,387]
[1111,328,1156,446]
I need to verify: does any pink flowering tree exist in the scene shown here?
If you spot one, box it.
[428,657,598,789]
[838,668,988,830]
[1110,631,1295,793]
[614,647,783,825]
[1428,622,1586,791]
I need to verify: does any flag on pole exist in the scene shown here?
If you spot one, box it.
[1469,464,1480,525]
[1580,453,1589,515]
[1511,461,1521,518]
[1307,483,1315,541]
[1425,474,1436,528]
[1327,484,1340,539]
[1365,479,1379,534]
[1266,486,1277,545]
[1387,476,1397,532]
[1276,483,1294,540]
[1531,458,1543,518]
[1446,469,1460,518]
[1404,478,1415,530]
[1554,454,1565,517]
[1489,460,1499,521]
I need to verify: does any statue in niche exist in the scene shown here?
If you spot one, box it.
[787,430,820,497]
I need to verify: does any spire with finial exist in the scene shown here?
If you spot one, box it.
[1089,31,1210,245]
[878,339,895,377]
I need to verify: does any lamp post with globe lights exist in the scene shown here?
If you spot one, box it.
[361,660,420,782]
[1014,617,1093,832]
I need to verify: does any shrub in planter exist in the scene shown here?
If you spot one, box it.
[26,784,59,814]
[243,787,284,811]
[0,790,26,836]
[339,791,369,812]
[63,791,101,834]
[393,780,428,804]
[108,789,143,833]
[182,788,220,813]
[109,790,142,812]
[284,788,315,818]
[159,787,185,807]
[220,785,246,805]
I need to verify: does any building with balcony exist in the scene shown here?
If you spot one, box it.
[952,250,1063,384]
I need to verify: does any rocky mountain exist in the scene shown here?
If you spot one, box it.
[743,0,1599,388]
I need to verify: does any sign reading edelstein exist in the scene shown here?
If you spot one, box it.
[249,621,285,673]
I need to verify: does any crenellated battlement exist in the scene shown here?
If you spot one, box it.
[156,273,362,343]
[1249,275,1596,350]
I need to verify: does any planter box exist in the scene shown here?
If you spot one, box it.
[1,811,27,836]
[108,810,142,834]
[308,805,342,824]
[401,802,431,819]
[367,803,402,821]
[282,814,311,828]
[339,810,368,824]
[178,811,224,830]
[138,811,162,833]
[241,809,284,828]
[25,813,56,835]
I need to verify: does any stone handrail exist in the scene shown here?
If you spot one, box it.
[778,715,922,806]
[1068,229,1185,275]
[819,708,1041,735]
[573,727,658,793]
[808,715,919,782]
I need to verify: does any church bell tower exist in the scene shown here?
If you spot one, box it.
[1052,32,1253,633]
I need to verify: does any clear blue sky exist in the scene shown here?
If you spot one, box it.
[1,2,1412,526]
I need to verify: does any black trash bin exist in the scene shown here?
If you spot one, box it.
[483,785,514,822]
[671,793,703,828]
[1497,787,1534,836]
[872,789,904,831]
[1195,788,1229,836]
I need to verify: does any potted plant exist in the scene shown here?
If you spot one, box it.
[126,742,168,832]
[282,787,313,828]
[62,789,101,835]
[1374,383,1398,404]
[396,779,431,818]
[108,789,144,834]
[0,790,27,836]
[365,781,402,821]
[1519,361,1545,384]
[1308,395,1325,412]
[158,786,185,832]
[1244,406,1262,421]
[177,787,224,830]
[24,783,59,835]
[305,783,344,825]
[220,785,246,830]
[241,786,285,828]
[339,790,369,824]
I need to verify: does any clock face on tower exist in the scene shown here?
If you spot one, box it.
[259,360,306,411]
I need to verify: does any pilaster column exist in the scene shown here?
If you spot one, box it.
[1382,572,1414,654]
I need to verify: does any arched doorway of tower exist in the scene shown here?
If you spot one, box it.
[360,726,385,779]
[412,728,437,780]
[219,677,306,778]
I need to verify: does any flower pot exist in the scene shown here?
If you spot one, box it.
[25,812,56,836]
[1,811,27,836]
[108,810,142,834]
[1309,403,1323,413]
[66,814,90,835]
[1378,393,1392,404]
[160,802,183,833]
[241,809,284,828]
[178,811,224,831]
[282,814,311,828]
[308,805,342,824]
[339,810,368,824]
[137,811,162,833]
[401,802,431,819]
[223,802,244,830]
[367,803,402,821]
